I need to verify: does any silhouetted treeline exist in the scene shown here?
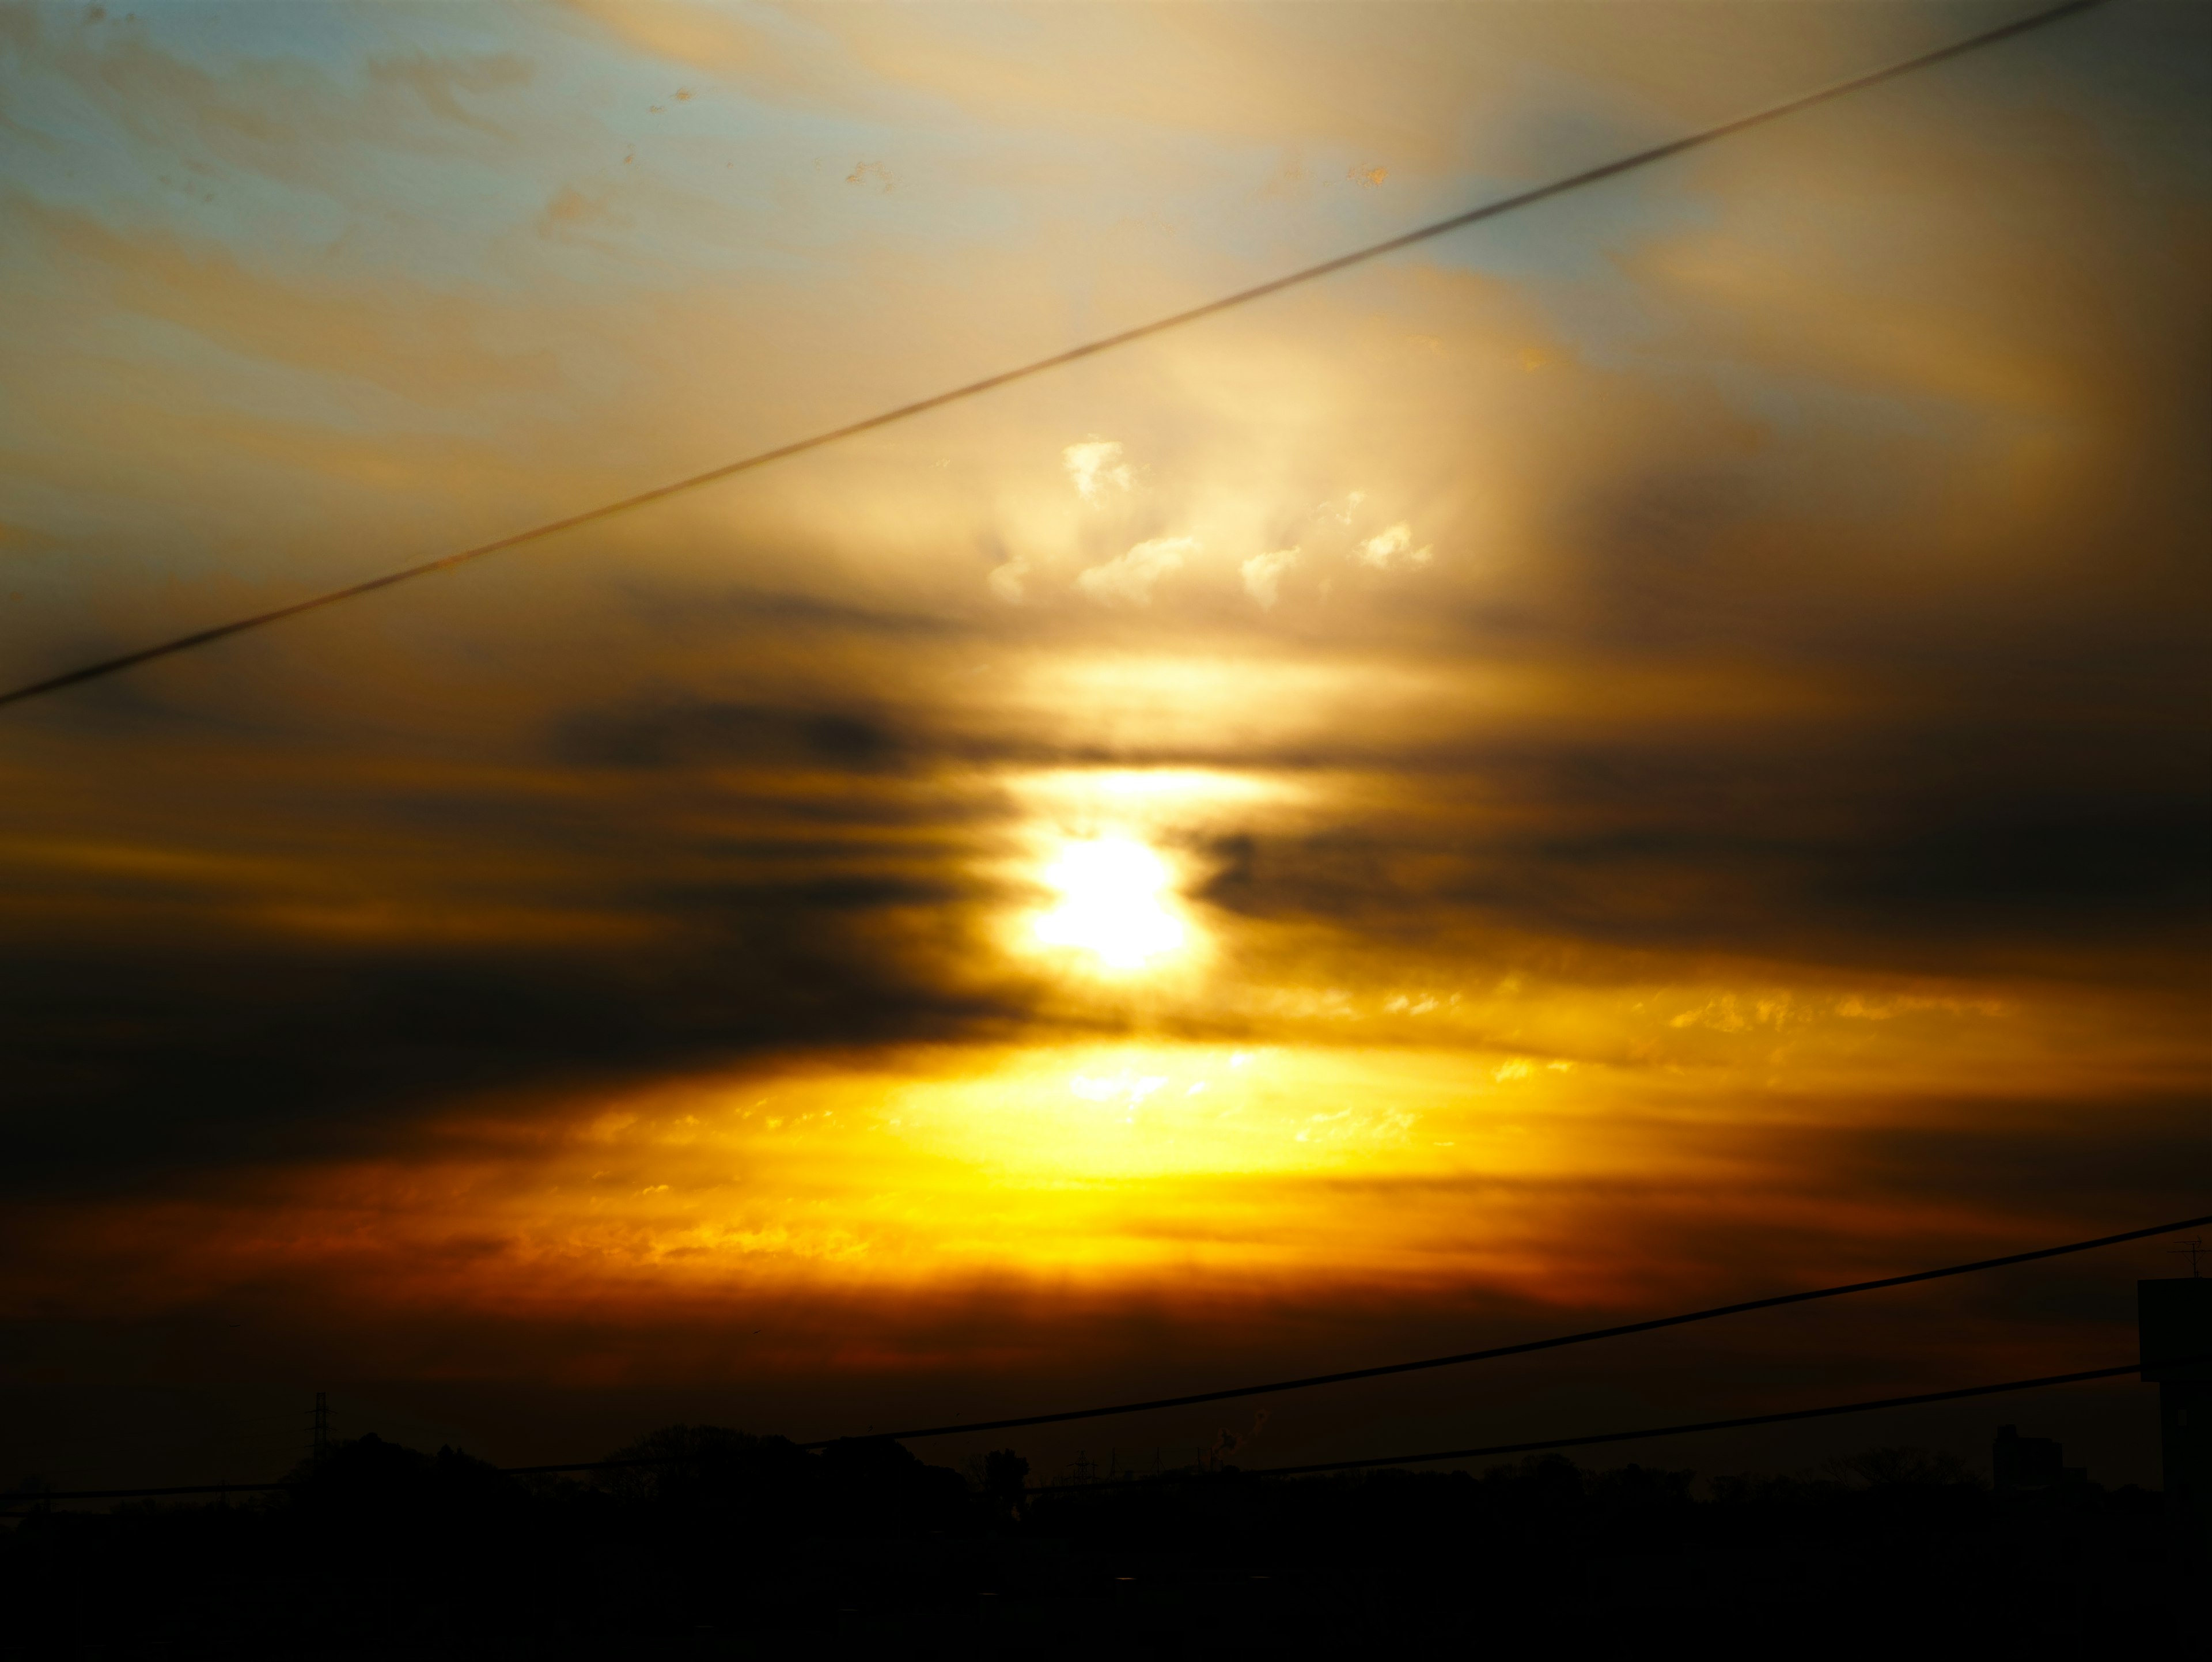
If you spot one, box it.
[3,1430,2195,1657]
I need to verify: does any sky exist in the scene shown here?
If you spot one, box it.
[1,0,2207,1493]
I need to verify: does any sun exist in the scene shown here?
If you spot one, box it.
[1032,835,1187,971]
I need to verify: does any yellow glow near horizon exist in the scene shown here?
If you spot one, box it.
[1032,835,1187,970]
[97,998,2145,1319]
[357,1042,1637,1290]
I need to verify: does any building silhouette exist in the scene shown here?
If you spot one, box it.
[2139,1275,2212,1542]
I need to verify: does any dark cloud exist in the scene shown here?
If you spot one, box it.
[0,819,1025,1197]
[555,700,910,771]
[1191,720,2210,963]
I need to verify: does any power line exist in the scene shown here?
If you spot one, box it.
[2,1208,2198,1505]
[797,1209,2211,1448]
[1032,1355,2207,1493]
[12,1350,2202,1508]
[0,0,2107,714]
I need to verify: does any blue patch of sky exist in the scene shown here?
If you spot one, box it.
[4,5,914,291]
[15,2,2197,479]
[10,2,1703,351]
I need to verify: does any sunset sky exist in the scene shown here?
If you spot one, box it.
[2,1,2207,1493]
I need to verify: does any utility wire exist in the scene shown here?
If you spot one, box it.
[12,1350,2203,1508]
[4,1209,2199,1505]
[1031,1354,2211,1493]
[0,0,2107,714]
[797,1209,2211,1448]
[9,1206,2190,1504]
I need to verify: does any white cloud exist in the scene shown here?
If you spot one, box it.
[1355,523,1432,569]
[1070,1072,1168,1106]
[1063,438,1134,504]
[1240,547,1298,609]
[1670,995,1749,1032]
[1077,536,1194,607]
[986,556,1031,603]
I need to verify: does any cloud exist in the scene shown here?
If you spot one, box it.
[1063,438,1134,505]
[1354,523,1431,570]
[1076,536,1194,607]
[368,51,535,135]
[537,183,633,240]
[986,556,1030,603]
[1240,548,1297,609]
[12,196,564,407]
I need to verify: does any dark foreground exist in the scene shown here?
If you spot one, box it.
[6,1428,2202,1657]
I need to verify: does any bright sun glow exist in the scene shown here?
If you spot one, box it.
[1033,836,1186,970]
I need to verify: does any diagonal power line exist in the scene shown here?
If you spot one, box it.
[3,1212,2198,1506]
[2,1206,2200,1505]
[793,1208,2211,1447]
[8,1352,2203,1507]
[1032,1355,2210,1492]
[0,0,2106,713]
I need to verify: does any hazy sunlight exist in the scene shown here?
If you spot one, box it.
[1032,836,1188,970]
